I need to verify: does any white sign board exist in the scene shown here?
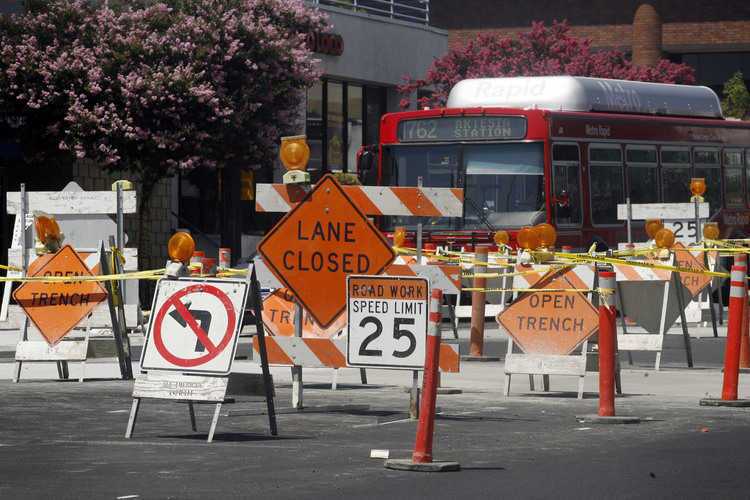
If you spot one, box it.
[141,278,249,375]
[663,219,704,245]
[346,275,429,370]
[616,202,709,221]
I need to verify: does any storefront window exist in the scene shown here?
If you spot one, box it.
[306,81,386,174]
[327,82,344,171]
[364,85,386,146]
[306,83,323,174]
[347,84,363,173]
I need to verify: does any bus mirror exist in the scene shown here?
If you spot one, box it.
[357,146,377,185]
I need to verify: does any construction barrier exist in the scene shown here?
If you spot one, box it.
[251,336,460,373]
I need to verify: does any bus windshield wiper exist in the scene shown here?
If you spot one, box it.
[464,196,496,232]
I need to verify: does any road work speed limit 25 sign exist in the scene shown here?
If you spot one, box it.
[346,275,429,370]
[141,278,249,375]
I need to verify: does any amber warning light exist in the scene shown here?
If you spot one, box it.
[280,135,311,185]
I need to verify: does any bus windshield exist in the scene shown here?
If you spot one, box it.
[382,142,545,230]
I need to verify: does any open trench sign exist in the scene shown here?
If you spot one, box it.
[13,245,108,346]
[141,278,249,375]
[672,243,712,298]
[497,275,599,356]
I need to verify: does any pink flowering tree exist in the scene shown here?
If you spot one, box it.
[0,0,325,246]
[399,21,696,109]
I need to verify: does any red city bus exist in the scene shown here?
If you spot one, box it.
[357,76,750,249]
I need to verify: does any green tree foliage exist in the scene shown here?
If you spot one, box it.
[722,71,750,120]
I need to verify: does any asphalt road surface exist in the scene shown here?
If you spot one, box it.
[1,360,749,500]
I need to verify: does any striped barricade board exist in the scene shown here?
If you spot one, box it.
[256,184,464,218]
[252,336,460,373]
[612,257,693,370]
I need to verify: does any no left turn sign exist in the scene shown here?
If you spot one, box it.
[141,278,249,375]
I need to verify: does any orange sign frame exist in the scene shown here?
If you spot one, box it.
[673,243,712,298]
[262,288,347,338]
[257,174,395,327]
[497,276,599,355]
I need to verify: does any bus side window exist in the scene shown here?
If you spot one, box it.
[723,149,744,207]
[551,143,582,225]
[626,145,658,203]
[661,147,691,202]
[589,144,624,225]
[694,148,721,214]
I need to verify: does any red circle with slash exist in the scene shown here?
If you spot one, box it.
[153,284,236,367]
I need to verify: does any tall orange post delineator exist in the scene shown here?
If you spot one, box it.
[721,262,747,401]
[736,253,750,369]
[598,270,617,417]
[413,288,444,464]
[469,245,489,356]
[385,289,459,472]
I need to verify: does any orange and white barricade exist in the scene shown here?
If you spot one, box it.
[252,336,460,373]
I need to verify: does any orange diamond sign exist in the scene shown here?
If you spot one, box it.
[673,243,711,298]
[262,288,347,338]
[258,174,395,327]
[496,276,599,355]
[13,245,108,346]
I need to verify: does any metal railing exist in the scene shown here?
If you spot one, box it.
[310,0,430,25]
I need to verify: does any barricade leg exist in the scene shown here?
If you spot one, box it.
[577,269,639,424]
[385,289,459,472]
[188,402,197,431]
[700,261,750,407]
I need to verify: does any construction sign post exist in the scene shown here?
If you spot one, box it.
[347,275,429,370]
[13,245,107,345]
[257,174,395,327]
[141,278,249,375]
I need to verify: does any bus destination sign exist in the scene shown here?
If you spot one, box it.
[398,116,526,143]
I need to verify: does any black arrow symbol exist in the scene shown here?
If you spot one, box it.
[169,301,213,352]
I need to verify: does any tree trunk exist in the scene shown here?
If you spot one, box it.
[137,176,157,306]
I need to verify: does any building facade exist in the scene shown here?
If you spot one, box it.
[177,1,448,259]
[430,0,750,93]
[0,1,447,280]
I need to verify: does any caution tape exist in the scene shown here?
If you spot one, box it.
[555,253,730,279]
[461,286,613,297]
[461,267,560,279]
[0,268,165,283]
[394,246,514,268]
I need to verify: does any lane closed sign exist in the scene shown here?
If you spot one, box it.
[346,275,429,370]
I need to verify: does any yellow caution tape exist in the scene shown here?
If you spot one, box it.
[0,268,165,283]
[555,253,729,279]
[461,286,611,296]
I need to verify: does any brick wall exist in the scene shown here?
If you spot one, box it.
[448,20,750,53]
[71,161,173,273]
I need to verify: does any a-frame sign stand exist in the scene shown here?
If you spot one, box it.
[125,263,277,442]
